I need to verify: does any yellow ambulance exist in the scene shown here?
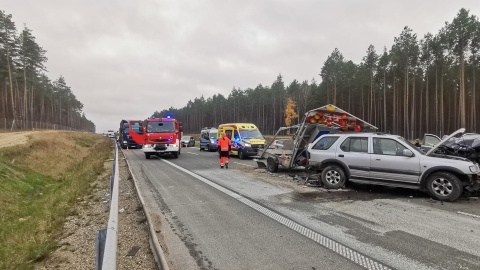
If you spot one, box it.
[217,123,266,159]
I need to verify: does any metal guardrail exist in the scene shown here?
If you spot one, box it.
[95,140,169,270]
[96,141,120,270]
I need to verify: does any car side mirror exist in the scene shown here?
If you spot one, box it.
[403,149,414,157]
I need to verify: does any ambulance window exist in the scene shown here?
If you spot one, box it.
[234,130,240,141]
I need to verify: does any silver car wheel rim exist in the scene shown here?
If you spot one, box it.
[432,178,453,196]
[325,170,340,184]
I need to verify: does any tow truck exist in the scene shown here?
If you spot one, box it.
[255,104,377,172]
[129,115,182,159]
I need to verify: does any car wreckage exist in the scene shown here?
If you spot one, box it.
[427,132,480,164]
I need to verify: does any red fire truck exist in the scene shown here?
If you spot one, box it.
[129,115,182,159]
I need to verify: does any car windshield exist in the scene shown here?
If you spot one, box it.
[239,129,264,140]
[147,122,175,133]
[209,132,217,139]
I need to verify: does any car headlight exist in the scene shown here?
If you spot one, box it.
[470,165,479,173]
[143,144,153,148]
[210,139,215,143]
[123,141,127,143]
[244,143,251,147]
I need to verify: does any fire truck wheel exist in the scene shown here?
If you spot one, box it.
[145,153,151,159]
[172,151,178,158]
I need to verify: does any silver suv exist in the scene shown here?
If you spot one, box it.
[307,130,480,201]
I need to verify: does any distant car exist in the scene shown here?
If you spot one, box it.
[181,136,195,147]
[107,130,115,138]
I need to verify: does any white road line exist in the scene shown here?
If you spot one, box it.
[457,211,480,219]
[161,159,391,270]
[187,152,199,155]
[233,161,256,168]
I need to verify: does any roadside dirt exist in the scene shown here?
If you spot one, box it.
[0,131,36,148]
[31,139,157,269]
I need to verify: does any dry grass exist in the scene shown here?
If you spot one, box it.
[0,131,111,270]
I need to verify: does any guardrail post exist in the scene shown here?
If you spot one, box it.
[95,229,107,270]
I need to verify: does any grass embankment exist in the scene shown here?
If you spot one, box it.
[0,131,111,269]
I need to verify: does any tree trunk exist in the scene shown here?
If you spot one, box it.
[24,69,28,128]
[411,71,415,139]
[6,49,16,130]
[383,70,387,132]
[440,65,444,136]
[426,67,429,133]
[435,65,439,135]
[459,52,466,128]
[470,59,477,131]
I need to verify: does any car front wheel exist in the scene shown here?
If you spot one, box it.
[321,165,346,189]
[238,149,246,159]
[426,172,462,201]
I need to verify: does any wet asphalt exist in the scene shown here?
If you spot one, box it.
[124,146,480,270]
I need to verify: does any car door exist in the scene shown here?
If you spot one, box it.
[337,136,370,179]
[421,133,441,152]
[128,121,145,145]
[370,137,421,183]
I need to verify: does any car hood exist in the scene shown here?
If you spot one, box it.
[426,128,466,156]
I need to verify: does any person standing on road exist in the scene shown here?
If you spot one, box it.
[218,132,231,169]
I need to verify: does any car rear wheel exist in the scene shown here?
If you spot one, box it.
[426,172,462,201]
[145,153,151,159]
[321,165,346,189]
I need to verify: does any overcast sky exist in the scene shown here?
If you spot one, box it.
[3,0,480,133]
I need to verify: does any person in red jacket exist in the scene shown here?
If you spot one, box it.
[218,132,231,169]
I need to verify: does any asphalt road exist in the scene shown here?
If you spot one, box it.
[124,146,480,270]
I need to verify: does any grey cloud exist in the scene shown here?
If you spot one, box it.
[3,0,480,132]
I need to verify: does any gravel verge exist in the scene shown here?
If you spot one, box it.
[35,149,157,269]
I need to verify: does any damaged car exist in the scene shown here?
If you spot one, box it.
[307,128,480,201]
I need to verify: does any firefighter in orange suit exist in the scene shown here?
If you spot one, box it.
[218,132,231,169]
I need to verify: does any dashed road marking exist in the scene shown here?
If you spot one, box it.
[458,211,480,219]
[161,159,391,270]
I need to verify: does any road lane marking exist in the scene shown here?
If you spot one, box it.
[458,211,480,219]
[161,159,391,270]
[187,152,199,155]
